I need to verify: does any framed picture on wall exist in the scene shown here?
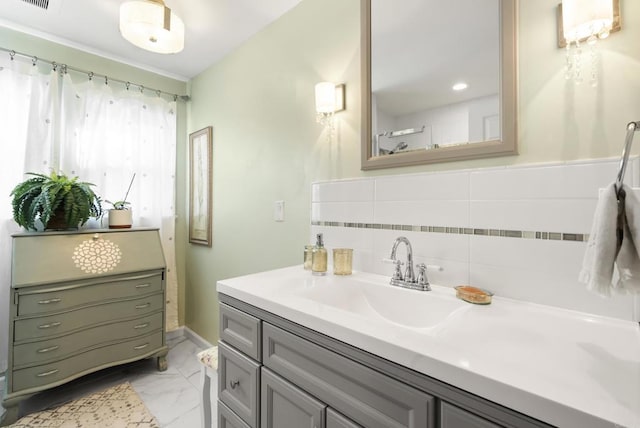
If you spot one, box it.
[189,126,213,246]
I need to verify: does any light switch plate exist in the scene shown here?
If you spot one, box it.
[274,200,285,222]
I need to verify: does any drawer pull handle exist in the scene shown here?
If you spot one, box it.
[135,303,151,309]
[38,298,61,305]
[36,369,59,377]
[38,322,61,329]
[37,345,60,354]
[134,343,149,350]
[229,379,240,389]
[135,283,151,289]
[133,323,150,329]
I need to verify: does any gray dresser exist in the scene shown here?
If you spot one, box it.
[1,229,168,426]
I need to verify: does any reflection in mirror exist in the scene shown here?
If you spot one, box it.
[361,0,517,170]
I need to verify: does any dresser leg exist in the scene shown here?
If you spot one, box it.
[0,404,19,427]
[157,355,168,372]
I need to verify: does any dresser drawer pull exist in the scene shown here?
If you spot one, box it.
[37,345,60,354]
[38,298,62,305]
[135,283,151,289]
[135,303,151,309]
[36,369,59,377]
[38,322,61,329]
[134,343,149,350]
[229,379,240,389]
[133,323,150,330]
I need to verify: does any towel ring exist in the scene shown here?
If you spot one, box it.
[615,121,640,196]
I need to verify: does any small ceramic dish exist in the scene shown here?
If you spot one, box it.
[454,285,493,305]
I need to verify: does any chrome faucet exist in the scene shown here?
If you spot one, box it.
[388,236,431,291]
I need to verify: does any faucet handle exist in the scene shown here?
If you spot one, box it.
[416,263,431,290]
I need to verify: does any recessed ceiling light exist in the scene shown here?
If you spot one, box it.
[452,82,468,91]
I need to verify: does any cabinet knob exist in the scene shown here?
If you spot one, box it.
[229,379,240,389]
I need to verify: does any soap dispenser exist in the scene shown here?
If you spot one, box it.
[312,233,328,276]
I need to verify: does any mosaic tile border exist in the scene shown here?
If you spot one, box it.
[311,221,588,242]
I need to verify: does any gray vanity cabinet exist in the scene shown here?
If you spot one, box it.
[261,367,325,428]
[1,229,168,427]
[219,294,555,428]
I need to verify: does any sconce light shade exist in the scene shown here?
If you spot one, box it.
[120,0,185,54]
[562,0,614,43]
[315,82,337,114]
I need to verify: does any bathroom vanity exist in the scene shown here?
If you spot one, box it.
[217,266,640,428]
[1,229,168,426]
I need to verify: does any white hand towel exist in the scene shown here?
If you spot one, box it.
[579,183,619,296]
[614,184,640,294]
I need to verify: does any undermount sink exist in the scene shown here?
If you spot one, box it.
[294,275,470,329]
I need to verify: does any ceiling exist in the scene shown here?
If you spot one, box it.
[0,0,303,81]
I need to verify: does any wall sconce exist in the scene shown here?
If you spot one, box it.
[120,0,185,54]
[557,0,620,86]
[315,82,345,128]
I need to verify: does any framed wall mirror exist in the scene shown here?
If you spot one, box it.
[361,0,518,170]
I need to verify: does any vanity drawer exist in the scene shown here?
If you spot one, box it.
[220,303,261,361]
[328,408,363,428]
[16,271,163,316]
[263,323,435,428]
[219,401,251,428]
[13,312,163,368]
[219,341,260,428]
[11,331,163,393]
[14,293,164,341]
[440,402,502,428]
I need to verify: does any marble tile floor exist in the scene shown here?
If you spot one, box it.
[0,334,218,427]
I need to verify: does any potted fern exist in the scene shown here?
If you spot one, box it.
[105,173,135,229]
[10,171,103,231]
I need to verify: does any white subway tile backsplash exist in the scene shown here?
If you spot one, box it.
[311,201,374,223]
[470,199,598,233]
[309,158,640,322]
[312,179,374,202]
[469,263,635,320]
[374,200,469,227]
[375,171,469,201]
[469,160,622,200]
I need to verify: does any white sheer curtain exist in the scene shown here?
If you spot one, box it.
[0,59,179,373]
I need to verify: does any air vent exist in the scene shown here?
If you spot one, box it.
[20,0,49,9]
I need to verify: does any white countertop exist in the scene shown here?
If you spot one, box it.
[217,266,640,428]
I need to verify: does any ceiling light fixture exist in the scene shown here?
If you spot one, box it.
[452,82,468,91]
[119,0,185,54]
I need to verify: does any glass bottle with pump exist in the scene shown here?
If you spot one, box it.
[312,233,328,276]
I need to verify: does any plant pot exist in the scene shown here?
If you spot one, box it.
[108,209,132,229]
[46,208,75,230]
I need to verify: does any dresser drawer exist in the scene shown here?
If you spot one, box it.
[220,303,261,361]
[14,293,164,341]
[14,312,163,368]
[263,323,434,428]
[219,341,260,428]
[17,271,163,316]
[11,331,163,393]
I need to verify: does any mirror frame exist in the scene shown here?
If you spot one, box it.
[361,0,518,170]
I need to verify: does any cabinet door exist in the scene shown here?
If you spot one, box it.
[219,342,260,428]
[440,402,502,428]
[327,408,362,428]
[262,368,326,428]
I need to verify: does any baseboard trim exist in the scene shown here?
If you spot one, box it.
[183,326,213,349]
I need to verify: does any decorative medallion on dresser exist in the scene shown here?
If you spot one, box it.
[0,228,168,426]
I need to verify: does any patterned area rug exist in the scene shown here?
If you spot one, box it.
[9,382,159,427]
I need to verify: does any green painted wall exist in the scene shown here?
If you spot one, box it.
[1,26,189,327]
[184,0,640,344]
